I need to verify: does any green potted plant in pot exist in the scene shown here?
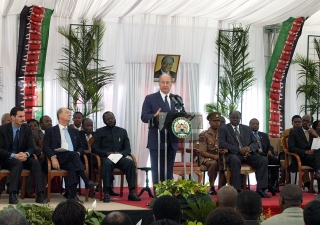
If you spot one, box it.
[154,178,215,224]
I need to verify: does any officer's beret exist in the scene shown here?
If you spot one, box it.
[207,112,221,121]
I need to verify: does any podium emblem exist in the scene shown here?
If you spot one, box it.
[172,117,192,138]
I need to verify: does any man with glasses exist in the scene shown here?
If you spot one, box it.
[141,73,185,190]
[288,114,320,193]
[218,110,270,198]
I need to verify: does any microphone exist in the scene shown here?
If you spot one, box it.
[174,95,184,106]
[169,94,179,106]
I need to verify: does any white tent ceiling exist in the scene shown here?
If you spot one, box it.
[2,0,320,26]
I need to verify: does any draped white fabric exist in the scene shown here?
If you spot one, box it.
[1,0,320,186]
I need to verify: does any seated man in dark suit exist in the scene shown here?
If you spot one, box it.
[43,107,98,203]
[92,111,140,203]
[218,110,270,198]
[0,106,46,204]
[288,114,320,192]
[79,118,119,196]
[250,118,280,195]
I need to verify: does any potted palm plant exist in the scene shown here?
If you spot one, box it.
[56,19,114,117]
[205,26,256,117]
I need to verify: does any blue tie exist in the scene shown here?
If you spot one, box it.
[13,129,20,153]
[64,127,74,151]
[164,95,170,112]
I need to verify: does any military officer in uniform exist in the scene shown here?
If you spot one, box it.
[199,112,221,195]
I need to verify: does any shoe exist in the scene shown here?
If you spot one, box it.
[128,192,141,201]
[9,192,19,204]
[267,185,276,196]
[35,192,47,204]
[71,196,84,204]
[303,181,310,191]
[85,181,99,189]
[63,191,70,199]
[103,193,110,203]
[25,192,35,198]
[256,189,271,198]
[109,189,120,196]
[209,187,217,195]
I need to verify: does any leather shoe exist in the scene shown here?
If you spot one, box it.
[267,185,276,196]
[25,192,35,198]
[71,196,84,204]
[9,192,19,204]
[63,191,70,199]
[256,189,271,198]
[109,189,120,196]
[128,192,141,201]
[209,187,217,195]
[85,181,99,189]
[35,192,47,204]
[103,194,110,203]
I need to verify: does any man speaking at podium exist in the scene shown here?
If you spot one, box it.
[141,73,185,190]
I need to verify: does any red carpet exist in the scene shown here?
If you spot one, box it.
[89,186,318,217]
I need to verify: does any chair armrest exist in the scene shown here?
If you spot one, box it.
[128,153,137,168]
[218,149,228,171]
[86,152,101,171]
[283,148,302,167]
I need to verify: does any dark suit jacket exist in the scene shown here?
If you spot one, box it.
[0,123,35,160]
[141,91,185,150]
[79,131,95,150]
[154,69,177,80]
[218,123,258,159]
[288,127,314,158]
[43,125,84,159]
[256,131,275,156]
[91,126,131,157]
[31,129,44,155]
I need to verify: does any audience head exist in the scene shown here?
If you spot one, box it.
[207,112,221,130]
[10,106,25,128]
[153,219,179,225]
[302,115,313,130]
[216,186,238,208]
[312,120,320,132]
[1,113,11,125]
[291,115,302,128]
[40,115,52,130]
[204,207,245,225]
[52,199,86,225]
[220,116,226,126]
[72,112,83,128]
[236,190,262,221]
[27,118,40,131]
[0,208,27,225]
[161,56,174,73]
[57,108,71,124]
[229,111,241,126]
[249,118,259,132]
[82,118,93,134]
[101,211,133,225]
[279,184,302,212]
[152,195,182,224]
[103,111,116,128]
[159,74,172,94]
[304,200,320,225]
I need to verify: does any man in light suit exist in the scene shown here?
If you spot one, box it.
[141,73,185,187]
[0,106,46,204]
[43,107,98,203]
[261,184,304,225]
[218,110,270,198]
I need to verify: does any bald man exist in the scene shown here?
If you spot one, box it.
[216,186,238,208]
[1,113,11,125]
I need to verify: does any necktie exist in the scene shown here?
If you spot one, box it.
[234,126,243,148]
[64,127,74,151]
[164,95,170,112]
[13,129,20,153]
[254,132,263,150]
[305,130,309,142]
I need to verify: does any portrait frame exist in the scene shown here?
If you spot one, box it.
[154,54,180,83]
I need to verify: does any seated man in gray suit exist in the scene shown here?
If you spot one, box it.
[218,110,270,198]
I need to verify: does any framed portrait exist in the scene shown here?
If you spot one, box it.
[154,54,180,83]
